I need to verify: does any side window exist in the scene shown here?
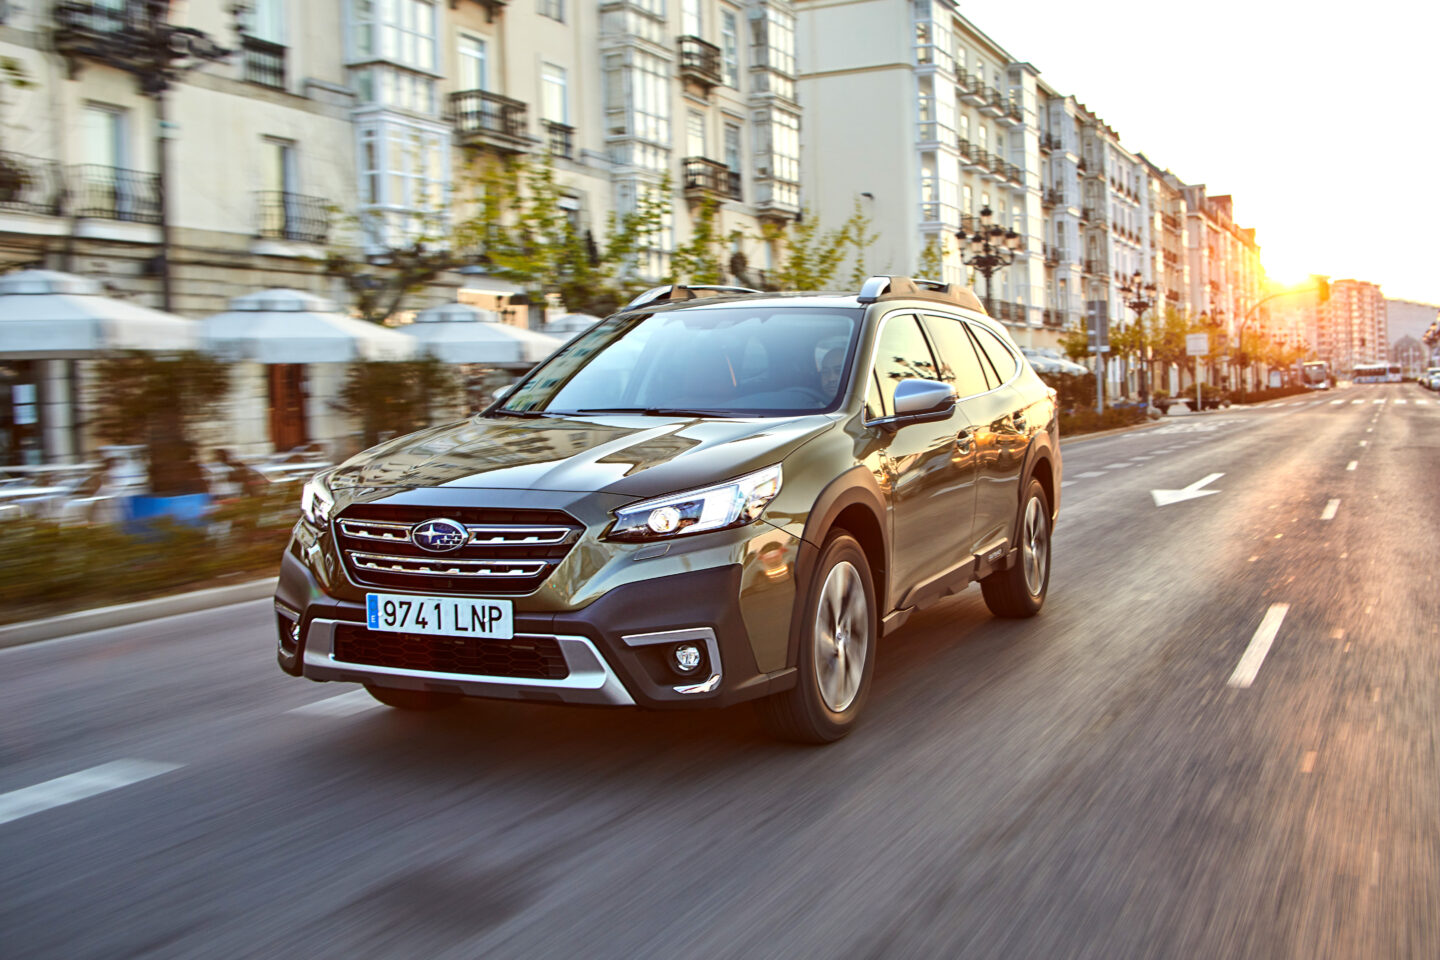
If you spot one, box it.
[922,314,991,398]
[864,369,886,419]
[969,323,1019,383]
[867,314,939,419]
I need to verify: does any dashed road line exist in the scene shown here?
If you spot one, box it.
[1103,463,1132,470]
[1320,499,1340,521]
[1075,471,1107,479]
[1394,399,1407,404]
[1227,602,1291,689]
[1330,399,1345,405]
[1346,460,1358,471]
[1373,399,1386,404]
[1359,440,1368,447]
[288,690,383,717]
[1351,399,1364,404]
[0,760,182,827]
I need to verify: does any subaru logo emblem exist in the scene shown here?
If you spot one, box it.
[412,518,469,553]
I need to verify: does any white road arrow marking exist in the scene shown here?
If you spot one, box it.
[1151,472,1224,507]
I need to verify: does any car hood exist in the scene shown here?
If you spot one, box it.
[328,413,833,500]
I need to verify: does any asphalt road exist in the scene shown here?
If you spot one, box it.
[2,383,1437,960]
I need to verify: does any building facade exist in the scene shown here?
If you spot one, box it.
[1384,298,1440,371]
[1320,279,1387,375]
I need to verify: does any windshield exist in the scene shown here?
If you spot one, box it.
[497,306,863,417]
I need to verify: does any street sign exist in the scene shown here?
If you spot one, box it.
[1087,301,1110,354]
[1186,333,1208,357]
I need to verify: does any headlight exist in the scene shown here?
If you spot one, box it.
[299,473,335,528]
[607,465,783,542]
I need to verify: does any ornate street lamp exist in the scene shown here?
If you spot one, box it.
[54,1,253,311]
[1119,269,1157,407]
[955,206,1021,315]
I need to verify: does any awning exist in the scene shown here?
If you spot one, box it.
[0,269,198,359]
[200,288,416,363]
[402,301,564,365]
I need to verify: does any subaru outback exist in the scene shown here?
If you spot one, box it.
[274,276,1061,742]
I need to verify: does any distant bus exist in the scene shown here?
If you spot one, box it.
[1300,360,1331,389]
[1352,362,1402,383]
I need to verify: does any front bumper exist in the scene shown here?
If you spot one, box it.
[274,523,801,709]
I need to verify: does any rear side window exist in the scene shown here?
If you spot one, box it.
[922,314,991,398]
[866,314,939,419]
[969,324,1019,384]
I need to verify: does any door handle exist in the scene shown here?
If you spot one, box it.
[955,427,976,453]
[1012,410,1027,432]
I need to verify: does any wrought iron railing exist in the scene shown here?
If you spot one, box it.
[682,157,741,201]
[255,191,329,244]
[68,163,160,223]
[0,152,64,216]
[543,120,574,159]
[242,35,285,89]
[449,90,529,142]
[678,35,723,87]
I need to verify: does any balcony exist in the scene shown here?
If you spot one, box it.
[0,153,64,217]
[958,138,984,170]
[1042,188,1064,208]
[980,153,1004,182]
[1083,258,1106,276]
[1166,289,1180,303]
[678,35,723,92]
[241,35,286,90]
[1076,157,1089,174]
[979,88,1005,118]
[1003,162,1024,185]
[959,76,985,105]
[255,191,330,245]
[1040,133,1061,154]
[1080,206,1096,223]
[1043,244,1063,266]
[68,164,160,223]
[448,90,531,153]
[543,120,574,159]
[1162,213,1180,231]
[682,157,742,202]
[997,98,1023,127]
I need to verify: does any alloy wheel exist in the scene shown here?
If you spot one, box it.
[813,560,870,712]
[1022,495,1049,596]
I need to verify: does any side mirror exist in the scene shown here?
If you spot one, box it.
[892,378,956,418]
[492,383,516,403]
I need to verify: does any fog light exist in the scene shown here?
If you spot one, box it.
[673,643,702,673]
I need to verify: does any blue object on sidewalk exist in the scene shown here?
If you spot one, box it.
[121,493,213,536]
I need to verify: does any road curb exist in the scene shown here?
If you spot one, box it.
[0,577,278,650]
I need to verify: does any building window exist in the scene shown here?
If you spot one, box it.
[748,3,795,101]
[603,49,671,170]
[724,122,741,171]
[687,110,706,158]
[721,10,740,87]
[539,0,564,23]
[352,0,435,72]
[542,63,568,124]
[357,119,448,247]
[458,36,487,91]
[681,0,702,37]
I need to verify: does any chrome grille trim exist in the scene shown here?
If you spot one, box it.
[337,519,414,543]
[465,525,575,546]
[348,552,551,578]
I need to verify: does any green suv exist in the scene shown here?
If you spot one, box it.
[274,276,1061,741]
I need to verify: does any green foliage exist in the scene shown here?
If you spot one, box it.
[669,197,736,286]
[766,201,877,291]
[324,236,459,325]
[1037,371,1095,412]
[1057,322,1092,362]
[0,483,300,624]
[338,356,461,448]
[914,235,945,281]
[91,352,231,496]
[847,199,881,287]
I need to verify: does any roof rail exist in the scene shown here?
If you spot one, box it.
[623,284,762,311]
[856,275,985,313]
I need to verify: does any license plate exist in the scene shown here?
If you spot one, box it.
[365,593,514,640]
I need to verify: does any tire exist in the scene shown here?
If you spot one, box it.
[365,684,462,712]
[756,532,877,744]
[980,478,1051,619]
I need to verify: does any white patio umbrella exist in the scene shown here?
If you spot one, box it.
[0,269,198,359]
[402,301,564,365]
[543,312,603,339]
[200,288,416,363]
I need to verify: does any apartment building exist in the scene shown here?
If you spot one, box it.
[1138,154,1187,316]
[1176,183,1264,335]
[795,0,1052,341]
[1322,279,1387,375]
[1384,298,1440,371]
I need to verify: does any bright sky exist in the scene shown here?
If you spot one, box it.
[966,0,1440,305]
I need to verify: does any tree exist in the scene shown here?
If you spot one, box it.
[323,232,460,326]
[764,200,876,291]
[670,197,738,286]
[338,356,461,449]
[847,199,881,286]
[91,352,231,496]
[914,235,945,281]
[1058,321,1091,363]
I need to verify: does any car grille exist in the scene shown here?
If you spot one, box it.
[333,624,569,680]
[333,504,582,594]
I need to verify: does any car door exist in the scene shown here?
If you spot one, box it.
[963,319,1029,557]
[863,312,979,596]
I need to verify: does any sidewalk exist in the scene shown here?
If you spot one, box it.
[0,577,278,650]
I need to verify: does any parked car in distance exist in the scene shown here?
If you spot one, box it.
[274,277,1062,742]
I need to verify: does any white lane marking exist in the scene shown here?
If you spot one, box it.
[1151,472,1224,507]
[1351,400,1364,404]
[0,760,182,827]
[1061,480,1076,488]
[1373,399,1386,404]
[1320,499,1340,521]
[1300,751,1317,773]
[1359,440,1368,447]
[1346,460,1358,471]
[1104,462,1132,470]
[288,690,383,717]
[1366,427,1373,433]
[1130,455,1154,460]
[1227,603,1291,688]
[1075,471,1106,479]
[1330,399,1345,405]
[1394,399,1407,404]
[1417,399,1430,405]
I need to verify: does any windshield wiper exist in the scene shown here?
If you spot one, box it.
[569,407,753,418]
[488,408,552,419]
